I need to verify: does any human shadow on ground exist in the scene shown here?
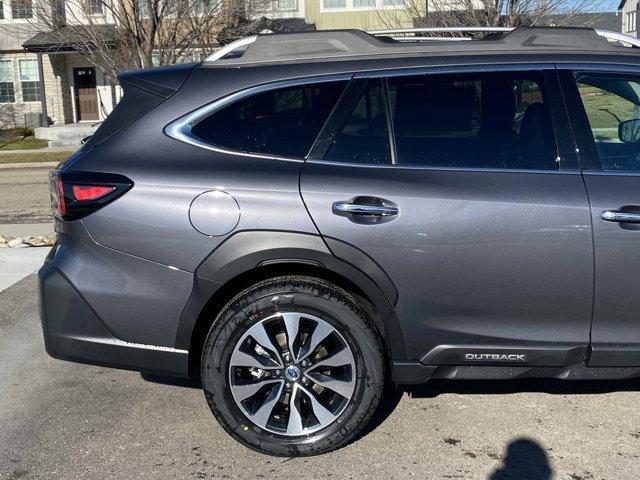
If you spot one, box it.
[488,438,552,480]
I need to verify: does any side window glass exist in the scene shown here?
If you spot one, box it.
[324,79,391,164]
[574,73,640,172]
[388,72,557,170]
[191,81,347,158]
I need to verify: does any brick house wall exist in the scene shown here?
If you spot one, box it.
[0,51,73,128]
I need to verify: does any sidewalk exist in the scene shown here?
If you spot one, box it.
[0,146,74,154]
[0,223,55,237]
[0,161,59,169]
[0,224,54,292]
[0,247,50,292]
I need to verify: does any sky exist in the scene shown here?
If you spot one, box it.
[594,0,620,11]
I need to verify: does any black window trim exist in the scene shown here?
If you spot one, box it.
[309,63,577,173]
[557,63,640,175]
[307,77,367,160]
[164,73,353,162]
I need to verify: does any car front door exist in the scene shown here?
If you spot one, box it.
[561,67,640,366]
[301,66,594,366]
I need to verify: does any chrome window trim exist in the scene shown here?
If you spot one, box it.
[308,159,578,174]
[558,63,640,74]
[583,171,640,177]
[352,62,555,79]
[163,73,352,161]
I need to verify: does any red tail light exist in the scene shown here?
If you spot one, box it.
[50,171,133,221]
[55,175,66,217]
[71,185,116,201]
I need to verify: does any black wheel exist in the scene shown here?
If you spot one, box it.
[200,276,385,456]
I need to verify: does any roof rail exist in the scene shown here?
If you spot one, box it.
[367,26,640,48]
[205,36,257,62]
[202,27,640,66]
[594,29,640,47]
[368,27,515,35]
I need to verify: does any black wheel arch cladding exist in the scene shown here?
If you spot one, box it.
[176,230,406,367]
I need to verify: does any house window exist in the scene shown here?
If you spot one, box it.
[627,11,637,32]
[0,1,4,19]
[87,0,103,15]
[252,0,298,11]
[323,0,346,8]
[321,0,401,10]
[19,59,41,102]
[11,0,33,19]
[276,0,296,9]
[0,60,14,103]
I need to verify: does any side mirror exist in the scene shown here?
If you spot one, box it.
[619,119,640,143]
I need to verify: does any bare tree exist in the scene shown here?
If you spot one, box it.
[375,0,607,34]
[24,0,246,81]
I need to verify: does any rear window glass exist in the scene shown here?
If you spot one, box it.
[191,81,347,158]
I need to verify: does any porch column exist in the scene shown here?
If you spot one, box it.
[36,53,49,127]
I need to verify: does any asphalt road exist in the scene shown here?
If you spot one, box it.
[0,166,52,224]
[2,276,640,479]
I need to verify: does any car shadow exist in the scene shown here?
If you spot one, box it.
[140,372,202,389]
[140,372,640,458]
[403,377,640,398]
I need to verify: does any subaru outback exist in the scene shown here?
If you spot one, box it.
[39,26,640,456]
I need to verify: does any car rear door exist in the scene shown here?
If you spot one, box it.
[301,65,594,366]
[559,66,640,366]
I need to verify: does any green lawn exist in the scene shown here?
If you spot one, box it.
[578,86,639,140]
[0,137,49,150]
[0,151,71,164]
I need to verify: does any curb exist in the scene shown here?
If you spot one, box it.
[0,161,60,169]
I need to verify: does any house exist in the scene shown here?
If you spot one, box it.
[620,0,638,36]
[0,0,119,135]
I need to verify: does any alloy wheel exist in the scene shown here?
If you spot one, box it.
[228,312,356,436]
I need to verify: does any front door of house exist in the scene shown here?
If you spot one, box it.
[73,67,98,121]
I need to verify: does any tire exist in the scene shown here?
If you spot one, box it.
[200,276,385,456]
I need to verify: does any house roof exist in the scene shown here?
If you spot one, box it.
[217,16,315,45]
[414,11,620,33]
[538,12,620,32]
[22,24,116,53]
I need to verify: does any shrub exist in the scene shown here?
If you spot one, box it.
[16,125,34,138]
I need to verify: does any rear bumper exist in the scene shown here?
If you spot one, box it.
[38,257,189,378]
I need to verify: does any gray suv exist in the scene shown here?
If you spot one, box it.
[39,26,640,455]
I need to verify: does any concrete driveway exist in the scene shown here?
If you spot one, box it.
[2,276,640,480]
